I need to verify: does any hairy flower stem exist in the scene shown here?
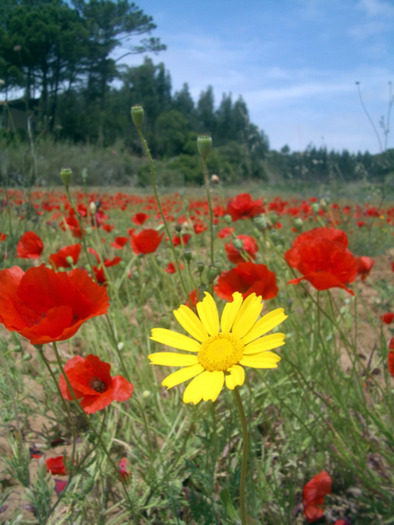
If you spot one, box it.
[233,387,249,525]
[51,341,135,511]
[134,124,189,299]
[201,155,214,270]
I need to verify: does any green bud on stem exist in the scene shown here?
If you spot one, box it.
[197,135,212,159]
[131,105,144,128]
[60,168,72,187]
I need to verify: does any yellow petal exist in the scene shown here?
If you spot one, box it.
[196,292,219,336]
[240,351,281,368]
[182,372,209,405]
[221,292,243,332]
[174,305,209,342]
[162,364,204,389]
[148,352,199,367]
[201,370,224,402]
[243,333,286,355]
[241,309,288,345]
[150,328,200,352]
[232,293,263,339]
[225,365,245,390]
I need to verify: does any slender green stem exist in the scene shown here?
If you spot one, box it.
[233,387,249,525]
[201,155,214,268]
[135,124,189,299]
[51,341,134,510]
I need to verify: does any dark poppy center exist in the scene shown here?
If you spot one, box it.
[89,377,107,393]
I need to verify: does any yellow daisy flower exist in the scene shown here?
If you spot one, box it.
[148,291,287,405]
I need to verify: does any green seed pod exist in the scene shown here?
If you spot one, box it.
[183,249,193,262]
[253,214,267,231]
[60,168,72,187]
[197,135,212,158]
[207,264,220,281]
[293,218,303,231]
[224,214,232,225]
[232,238,244,250]
[311,203,320,213]
[131,105,144,128]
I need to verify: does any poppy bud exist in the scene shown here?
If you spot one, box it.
[197,262,204,275]
[311,203,320,213]
[89,202,97,214]
[60,168,72,187]
[207,264,220,281]
[197,135,212,159]
[232,238,244,250]
[270,213,278,225]
[253,215,267,231]
[293,218,303,231]
[65,256,74,266]
[131,105,144,128]
[82,168,88,183]
[183,249,193,262]
[224,214,232,225]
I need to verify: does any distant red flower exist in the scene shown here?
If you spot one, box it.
[172,233,191,247]
[285,228,357,295]
[217,227,234,238]
[131,229,163,255]
[303,470,332,522]
[193,221,207,234]
[225,235,258,264]
[119,457,131,481]
[102,224,115,233]
[132,212,150,225]
[60,209,82,238]
[165,262,184,274]
[59,354,134,414]
[16,231,44,259]
[0,265,109,344]
[388,349,394,376]
[0,233,7,242]
[49,244,81,269]
[54,479,68,495]
[215,262,278,301]
[380,312,394,324]
[46,456,68,476]
[226,193,264,221]
[110,236,129,249]
[356,256,375,281]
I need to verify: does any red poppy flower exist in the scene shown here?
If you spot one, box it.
[217,227,234,238]
[0,265,109,344]
[119,457,131,481]
[165,262,184,274]
[215,262,278,301]
[16,231,44,259]
[54,479,68,494]
[172,233,191,247]
[193,221,207,234]
[49,244,82,269]
[132,212,150,225]
[388,350,394,376]
[285,228,357,295]
[110,236,129,249]
[60,209,82,238]
[46,456,68,476]
[225,235,258,264]
[226,193,264,221]
[380,312,394,324]
[131,229,163,255]
[355,256,375,281]
[303,470,332,522]
[0,233,7,242]
[59,354,134,414]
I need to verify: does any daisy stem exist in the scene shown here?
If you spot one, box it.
[233,387,249,525]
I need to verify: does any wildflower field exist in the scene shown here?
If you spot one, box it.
[0,134,393,524]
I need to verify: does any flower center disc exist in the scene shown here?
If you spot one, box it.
[198,333,244,372]
[89,378,107,393]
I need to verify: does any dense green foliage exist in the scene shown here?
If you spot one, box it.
[0,0,393,187]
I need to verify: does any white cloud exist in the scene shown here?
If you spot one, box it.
[357,0,394,17]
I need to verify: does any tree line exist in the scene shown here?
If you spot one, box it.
[0,0,392,186]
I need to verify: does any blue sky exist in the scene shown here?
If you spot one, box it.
[119,0,394,153]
